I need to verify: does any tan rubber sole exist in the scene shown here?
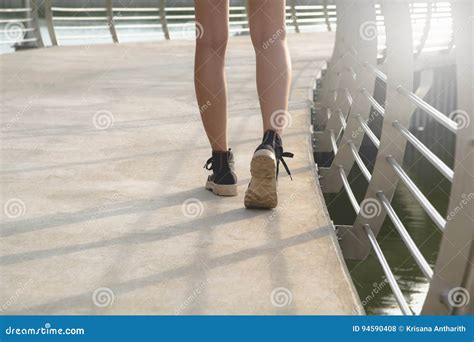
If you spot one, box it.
[206,180,238,196]
[244,149,278,209]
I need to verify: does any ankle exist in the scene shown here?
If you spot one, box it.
[262,130,282,148]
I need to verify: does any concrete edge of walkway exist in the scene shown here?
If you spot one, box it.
[302,70,364,315]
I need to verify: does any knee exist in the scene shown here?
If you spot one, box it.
[250,27,287,51]
[196,30,229,53]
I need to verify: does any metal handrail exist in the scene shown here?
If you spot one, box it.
[364,225,413,315]
[338,166,360,213]
[397,85,458,132]
[349,142,371,182]
[314,0,472,315]
[377,192,433,280]
[392,121,454,181]
[361,88,385,116]
[0,8,32,13]
[356,115,380,148]
[387,156,446,231]
[363,62,387,82]
[0,18,32,23]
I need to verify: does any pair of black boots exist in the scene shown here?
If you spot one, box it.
[204,130,293,209]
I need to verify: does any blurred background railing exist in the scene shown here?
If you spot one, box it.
[0,0,337,53]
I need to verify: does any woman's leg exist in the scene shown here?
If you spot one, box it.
[194,0,229,152]
[195,1,237,197]
[244,0,293,209]
[247,0,292,135]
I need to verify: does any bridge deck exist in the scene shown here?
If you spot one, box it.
[0,33,361,314]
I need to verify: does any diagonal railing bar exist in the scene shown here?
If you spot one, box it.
[377,192,434,280]
[387,156,446,231]
[364,224,414,315]
[356,114,380,148]
[393,121,454,181]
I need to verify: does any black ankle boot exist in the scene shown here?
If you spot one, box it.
[244,130,293,209]
[204,149,238,196]
[257,130,294,180]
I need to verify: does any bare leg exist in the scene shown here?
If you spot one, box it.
[194,0,229,151]
[248,0,292,135]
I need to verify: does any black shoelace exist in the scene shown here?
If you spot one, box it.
[276,148,294,180]
[203,157,213,170]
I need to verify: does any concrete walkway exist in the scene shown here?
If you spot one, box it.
[0,33,361,314]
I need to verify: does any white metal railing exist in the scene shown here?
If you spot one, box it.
[0,0,43,48]
[0,1,337,50]
[313,0,472,315]
[1,1,454,54]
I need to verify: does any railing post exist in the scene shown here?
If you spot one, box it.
[290,0,300,33]
[106,0,118,43]
[318,0,377,190]
[159,0,170,40]
[15,0,42,49]
[422,0,473,315]
[44,0,58,46]
[414,1,432,58]
[323,0,331,32]
[313,0,349,130]
[31,0,44,47]
[244,0,250,31]
[314,0,376,152]
[337,1,415,260]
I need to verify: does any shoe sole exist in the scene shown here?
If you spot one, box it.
[244,149,277,209]
[206,181,238,196]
